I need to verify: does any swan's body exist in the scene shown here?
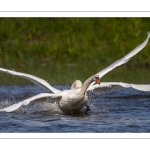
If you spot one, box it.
[59,89,88,113]
[0,32,150,114]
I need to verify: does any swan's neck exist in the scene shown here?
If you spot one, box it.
[79,76,94,95]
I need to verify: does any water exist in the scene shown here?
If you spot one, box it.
[0,85,150,133]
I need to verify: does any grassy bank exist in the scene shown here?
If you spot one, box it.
[0,18,150,85]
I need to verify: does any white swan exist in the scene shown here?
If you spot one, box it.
[0,32,150,114]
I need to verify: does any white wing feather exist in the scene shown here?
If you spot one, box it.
[87,82,150,93]
[0,93,62,112]
[97,32,150,78]
[0,68,61,93]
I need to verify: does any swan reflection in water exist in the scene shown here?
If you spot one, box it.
[0,32,150,115]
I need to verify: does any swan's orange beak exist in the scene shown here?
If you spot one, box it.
[95,77,100,84]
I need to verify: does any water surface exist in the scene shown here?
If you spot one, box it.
[0,85,150,133]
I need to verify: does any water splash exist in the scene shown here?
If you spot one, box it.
[89,93,110,113]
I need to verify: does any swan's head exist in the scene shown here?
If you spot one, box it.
[71,80,82,89]
[94,75,100,84]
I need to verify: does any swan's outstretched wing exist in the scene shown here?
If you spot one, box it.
[0,93,62,112]
[97,32,150,78]
[87,82,150,94]
[0,68,61,93]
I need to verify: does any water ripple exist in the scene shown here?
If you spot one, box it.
[0,85,150,132]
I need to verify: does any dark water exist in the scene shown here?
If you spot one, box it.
[0,85,150,133]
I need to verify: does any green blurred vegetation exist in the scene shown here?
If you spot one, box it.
[0,18,150,85]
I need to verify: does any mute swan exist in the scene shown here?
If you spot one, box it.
[0,32,150,114]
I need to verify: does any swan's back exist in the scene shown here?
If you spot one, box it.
[71,80,82,89]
